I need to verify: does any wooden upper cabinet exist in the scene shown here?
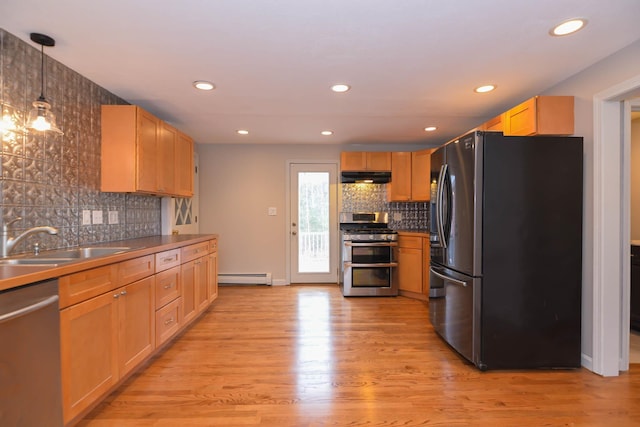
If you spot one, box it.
[101,105,194,197]
[478,114,503,132]
[175,131,194,197]
[411,149,431,201]
[502,96,574,136]
[388,152,412,201]
[388,150,431,202]
[340,151,391,171]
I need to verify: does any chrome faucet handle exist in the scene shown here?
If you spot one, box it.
[2,217,23,233]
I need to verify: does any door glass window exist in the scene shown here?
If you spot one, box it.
[298,172,330,273]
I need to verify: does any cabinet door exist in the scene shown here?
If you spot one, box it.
[60,292,118,424]
[181,259,198,324]
[175,131,194,197]
[136,108,160,193]
[422,238,431,298]
[155,266,181,309]
[118,276,156,377]
[340,152,367,171]
[411,150,431,201]
[158,122,177,195]
[366,152,391,171]
[388,152,412,201]
[397,246,423,293]
[208,249,219,303]
[195,256,209,313]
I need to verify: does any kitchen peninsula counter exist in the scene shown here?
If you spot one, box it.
[0,234,217,292]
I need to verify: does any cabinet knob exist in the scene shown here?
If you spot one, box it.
[163,283,173,289]
[120,290,127,296]
[113,294,120,299]
[164,317,175,325]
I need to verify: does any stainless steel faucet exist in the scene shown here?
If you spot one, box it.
[1,217,59,258]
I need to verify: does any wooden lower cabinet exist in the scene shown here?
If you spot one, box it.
[195,256,209,312]
[181,259,198,324]
[395,232,431,300]
[208,240,219,303]
[60,275,155,424]
[156,298,181,346]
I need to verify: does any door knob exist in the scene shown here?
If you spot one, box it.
[292,231,297,235]
[292,222,297,227]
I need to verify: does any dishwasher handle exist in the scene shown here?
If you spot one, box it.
[0,295,59,324]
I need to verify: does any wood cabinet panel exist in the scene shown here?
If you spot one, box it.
[208,248,219,303]
[181,259,198,325]
[59,264,119,309]
[157,122,177,194]
[397,247,423,293]
[388,152,412,201]
[155,266,181,309]
[118,276,156,377]
[136,108,160,192]
[503,96,574,136]
[175,131,194,197]
[60,292,118,423]
[340,152,391,171]
[195,257,209,313]
[181,242,210,264]
[117,255,155,286]
[155,298,181,346]
[155,248,180,273]
[411,150,431,201]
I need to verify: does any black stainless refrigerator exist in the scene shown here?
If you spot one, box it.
[429,131,583,370]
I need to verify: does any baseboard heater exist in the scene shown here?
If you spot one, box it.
[218,273,272,285]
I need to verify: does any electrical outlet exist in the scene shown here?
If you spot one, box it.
[108,211,119,224]
[82,210,91,225]
[92,210,103,225]
[268,207,277,216]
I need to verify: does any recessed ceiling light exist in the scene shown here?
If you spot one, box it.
[424,126,437,132]
[321,130,333,136]
[550,18,587,36]
[237,130,249,135]
[331,84,350,93]
[193,80,215,91]
[474,84,496,93]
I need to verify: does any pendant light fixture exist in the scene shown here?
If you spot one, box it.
[27,32,63,135]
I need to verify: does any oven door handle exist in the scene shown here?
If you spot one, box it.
[344,242,398,247]
[344,262,399,268]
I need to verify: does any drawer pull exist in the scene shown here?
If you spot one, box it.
[120,290,127,296]
[113,294,120,299]
[163,283,174,290]
[162,257,175,263]
[164,317,175,325]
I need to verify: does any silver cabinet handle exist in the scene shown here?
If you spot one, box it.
[120,290,127,296]
[429,267,467,287]
[344,262,399,268]
[163,283,174,290]
[345,242,398,247]
[0,295,58,324]
[164,317,175,325]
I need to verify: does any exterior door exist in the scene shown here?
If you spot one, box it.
[289,163,338,283]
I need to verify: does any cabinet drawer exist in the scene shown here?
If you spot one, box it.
[155,266,181,309]
[155,249,180,272]
[156,298,181,346]
[118,255,155,285]
[59,264,119,309]
[209,239,218,253]
[398,235,422,249]
[181,242,209,263]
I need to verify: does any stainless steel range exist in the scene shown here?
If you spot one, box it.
[339,212,398,296]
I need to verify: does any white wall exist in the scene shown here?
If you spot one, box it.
[541,39,640,362]
[197,144,342,283]
[631,118,640,240]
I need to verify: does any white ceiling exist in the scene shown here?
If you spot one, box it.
[2,0,640,146]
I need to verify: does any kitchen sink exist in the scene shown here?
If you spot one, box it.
[35,246,132,259]
[0,257,74,266]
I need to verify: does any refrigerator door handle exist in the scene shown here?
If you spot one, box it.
[436,164,448,248]
[429,267,467,287]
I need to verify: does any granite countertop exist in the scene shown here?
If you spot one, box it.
[0,234,217,292]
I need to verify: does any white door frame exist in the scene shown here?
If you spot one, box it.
[592,73,640,376]
[285,160,339,284]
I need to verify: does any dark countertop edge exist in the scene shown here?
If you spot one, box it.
[0,234,217,293]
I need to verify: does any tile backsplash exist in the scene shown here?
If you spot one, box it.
[0,29,160,255]
[341,183,429,230]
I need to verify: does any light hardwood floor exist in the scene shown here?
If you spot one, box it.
[79,285,640,426]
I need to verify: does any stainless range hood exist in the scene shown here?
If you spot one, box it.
[340,171,391,184]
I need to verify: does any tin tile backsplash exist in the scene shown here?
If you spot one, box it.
[341,183,429,231]
[0,29,160,254]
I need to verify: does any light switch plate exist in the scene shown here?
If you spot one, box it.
[268,207,277,216]
[92,210,103,225]
[82,210,91,225]
[108,211,119,224]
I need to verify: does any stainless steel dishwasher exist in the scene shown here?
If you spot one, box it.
[0,279,63,426]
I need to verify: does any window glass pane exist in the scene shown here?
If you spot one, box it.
[298,172,330,273]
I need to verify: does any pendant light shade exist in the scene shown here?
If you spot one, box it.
[27,33,63,135]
